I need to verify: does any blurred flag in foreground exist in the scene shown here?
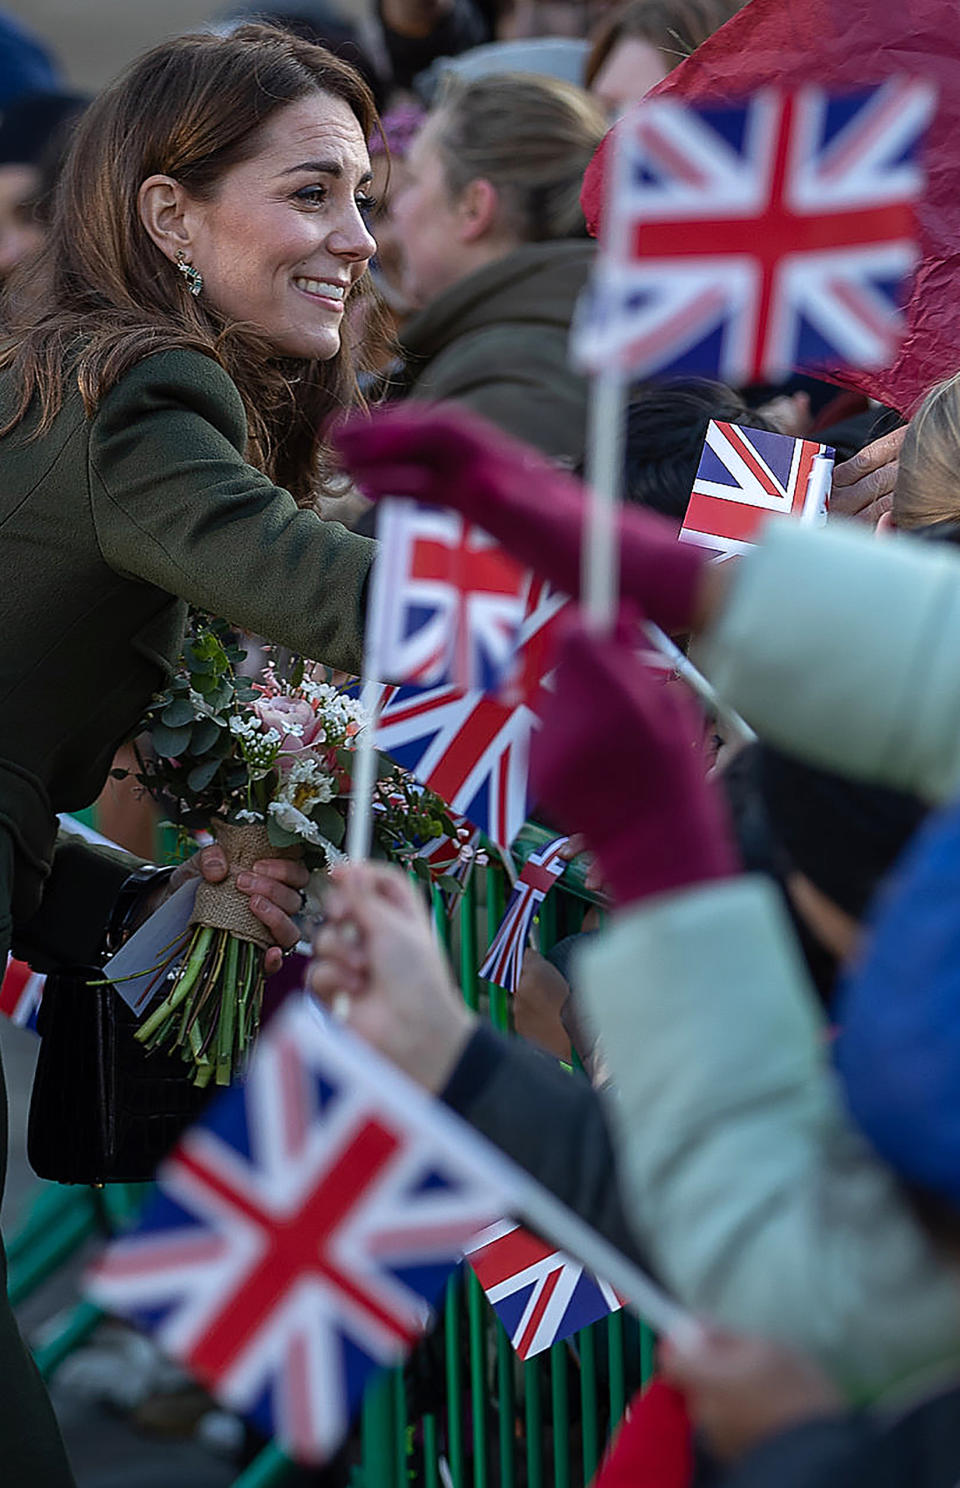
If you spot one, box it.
[680,420,834,560]
[375,579,570,848]
[0,956,43,1031]
[87,996,513,1464]
[573,79,934,384]
[466,1220,623,1359]
[368,499,530,694]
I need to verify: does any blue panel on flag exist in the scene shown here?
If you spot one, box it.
[696,441,740,487]
[696,102,749,157]
[745,425,798,485]
[403,603,434,643]
[493,1278,538,1339]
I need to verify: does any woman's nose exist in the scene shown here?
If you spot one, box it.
[329,204,377,263]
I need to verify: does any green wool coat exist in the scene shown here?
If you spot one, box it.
[393,239,596,467]
[0,346,374,947]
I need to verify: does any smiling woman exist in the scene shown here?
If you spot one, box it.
[0,27,385,1484]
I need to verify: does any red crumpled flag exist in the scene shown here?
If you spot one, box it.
[580,0,960,415]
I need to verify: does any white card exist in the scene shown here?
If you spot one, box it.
[102,879,199,1016]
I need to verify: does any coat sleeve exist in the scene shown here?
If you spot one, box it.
[11,827,142,970]
[87,349,374,675]
[441,1021,645,1264]
[575,876,960,1400]
[699,521,960,803]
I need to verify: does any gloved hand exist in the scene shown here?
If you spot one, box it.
[333,403,708,638]
[531,610,738,907]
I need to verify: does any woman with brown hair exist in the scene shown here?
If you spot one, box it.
[0,24,383,1481]
[585,0,746,117]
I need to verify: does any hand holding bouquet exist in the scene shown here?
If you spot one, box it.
[128,620,366,1085]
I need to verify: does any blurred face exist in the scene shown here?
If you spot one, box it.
[591,37,671,119]
[185,94,377,360]
[390,116,470,310]
[0,164,44,281]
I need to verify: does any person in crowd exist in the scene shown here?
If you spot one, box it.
[585,0,745,118]
[0,9,61,107]
[0,91,87,287]
[216,1,389,110]
[656,793,960,1487]
[0,24,390,1483]
[383,73,606,464]
[880,370,960,534]
[375,0,615,93]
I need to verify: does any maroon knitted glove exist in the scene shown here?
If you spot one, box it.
[531,612,738,908]
[334,403,707,637]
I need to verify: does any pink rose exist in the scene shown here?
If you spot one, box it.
[253,696,327,760]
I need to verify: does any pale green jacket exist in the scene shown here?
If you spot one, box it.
[577,877,960,1405]
[576,521,960,1403]
[699,520,960,801]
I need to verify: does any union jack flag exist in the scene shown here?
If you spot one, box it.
[87,995,513,1463]
[466,1219,623,1359]
[680,420,834,560]
[368,499,531,694]
[0,956,44,1031]
[374,580,570,848]
[572,79,935,383]
[479,835,569,993]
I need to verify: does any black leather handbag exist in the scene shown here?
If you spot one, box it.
[27,964,212,1185]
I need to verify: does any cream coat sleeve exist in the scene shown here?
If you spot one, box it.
[575,876,960,1403]
[698,521,960,802]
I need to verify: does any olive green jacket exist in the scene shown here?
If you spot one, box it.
[393,240,596,466]
[0,346,374,935]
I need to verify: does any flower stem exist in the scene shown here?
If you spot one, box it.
[135,924,214,1044]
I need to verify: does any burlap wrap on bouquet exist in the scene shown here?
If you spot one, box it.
[191,820,302,950]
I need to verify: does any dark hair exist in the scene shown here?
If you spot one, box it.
[0,23,383,505]
[618,378,775,520]
[586,0,746,85]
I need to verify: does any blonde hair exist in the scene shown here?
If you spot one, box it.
[895,373,960,530]
[430,73,608,243]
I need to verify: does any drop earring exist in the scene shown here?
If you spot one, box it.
[175,251,203,297]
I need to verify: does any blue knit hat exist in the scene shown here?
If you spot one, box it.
[0,12,60,109]
[835,795,960,1206]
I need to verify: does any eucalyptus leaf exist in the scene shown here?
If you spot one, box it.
[313,802,345,846]
[161,697,196,728]
[190,718,222,754]
[187,758,221,792]
[151,722,193,758]
[267,819,302,848]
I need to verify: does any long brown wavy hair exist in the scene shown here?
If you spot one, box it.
[0,23,384,504]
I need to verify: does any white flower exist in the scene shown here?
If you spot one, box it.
[268,799,322,844]
[275,754,336,813]
[234,809,264,824]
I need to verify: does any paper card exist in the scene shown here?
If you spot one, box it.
[102,879,198,1015]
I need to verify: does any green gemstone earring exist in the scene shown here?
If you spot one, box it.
[175,251,203,297]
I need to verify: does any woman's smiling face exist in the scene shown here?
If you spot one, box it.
[180,93,377,360]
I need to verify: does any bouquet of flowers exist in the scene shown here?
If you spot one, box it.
[124,617,459,1086]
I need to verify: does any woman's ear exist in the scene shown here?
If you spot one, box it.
[456,177,501,244]
[138,174,195,262]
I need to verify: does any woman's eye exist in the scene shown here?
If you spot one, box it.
[294,185,326,206]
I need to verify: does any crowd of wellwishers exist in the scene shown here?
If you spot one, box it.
[4,0,960,1484]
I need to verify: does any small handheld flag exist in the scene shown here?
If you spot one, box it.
[466,1219,623,1359]
[680,420,834,560]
